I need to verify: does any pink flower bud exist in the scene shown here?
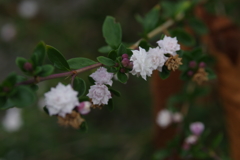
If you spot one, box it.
[172,112,183,123]
[127,62,133,69]
[187,70,194,76]
[185,135,198,144]
[24,62,33,71]
[121,58,129,67]
[77,101,91,115]
[189,61,197,68]
[120,68,125,73]
[190,122,204,135]
[122,54,129,59]
[199,62,206,68]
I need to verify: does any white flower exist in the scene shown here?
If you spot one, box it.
[185,135,198,144]
[77,101,91,115]
[87,84,111,105]
[44,83,79,117]
[1,24,17,42]
[156,109,172,128]
[2,108,23,132]
[172,112,183,123]
[18,1,38,19]
[130,47,153,80]
[190,122,205,135]
[157,35,180,55]
[90,67,114,86]
[147,47,166,72]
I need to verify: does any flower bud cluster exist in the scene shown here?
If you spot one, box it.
[87,67,113,106]
[156,109,183,128]
[187,61,208,85]
[130,35,181,80]
[182,122,205,150]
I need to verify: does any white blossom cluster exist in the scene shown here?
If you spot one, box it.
[44,83,92,117]
[156,109,183,128]
[87,67,113,106]
[130,35,180,80]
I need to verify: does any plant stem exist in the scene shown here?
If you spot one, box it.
[17,63,102,85]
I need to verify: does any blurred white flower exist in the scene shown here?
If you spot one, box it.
[44,83,79,117]
[90,67,114,86]
[190,122,205,135]
[18,1,39,19]
[157,35,180,55]
[185,135,198,144]
[77,101,91,115]
[1,24,17,42]
[130,47,153,80]
[156,109,172,128]
[147,47,166,72]
[172,112,183,123]
[87,84,111,105]
[2,108,23,132]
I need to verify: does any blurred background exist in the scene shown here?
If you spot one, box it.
[0,0,239,160]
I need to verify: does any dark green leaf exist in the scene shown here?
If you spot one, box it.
[205,68,216,79]
[16,57,28,72]
[0,96,7,107]
[73,77,86,97]
[153,149,171,160]
[98,45,112,54]
[142,5,160,33]
[67,58,97,70]
[30,84,39,91]
[106,67,118,73]
[170,29,195,46]
[117,72,128,83]
[46,45,70,71]
[117,43,127,56]
[33,66,42,75]
[0,99,14,110]
[106,99,114,111]
[37,65,54,77]
[102,16,122,48]
[97,56,115,66]
[80,121,88,132]
[43,106,49,115]
[31,41,46,66]
[109,88,121,97]
[9,86,36,108]
[211,133,223,149]
[79,96,90,102]
[108,50,118,60]
[138,40,151,51]
[159,66,171,79]
[88,76,95,85]
[189,48,202,60]
[189,18,208,35]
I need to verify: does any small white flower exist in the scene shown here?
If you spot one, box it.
[87,84,111,105]
[156,109,172,128]
[90,67,114,86]
[147,47,166,72]
[190,122,205,135]
[77,101,91,115]
[185,135,198,144]
[157,35,180,55]
[2,108,23,132]
[172,112,183,123]
[18,1,38,19]
[44,83,79,117]
[130,47,153,80]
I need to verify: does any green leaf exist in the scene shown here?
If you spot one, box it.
[0,96,7,107]
[109,88,121,97]
[106,67,118,73]
[117,72,128,83]
[67,57,97,70]
[188,18,208,35]
[117,43,127,56]
[37,65,54,77]
[170,29,195,46]
[31,41,46,66]
[16,57,28,72]
[189,48,202,60]
[142,5,160,33]
[46,45,70,71]
[138,40,151,51]
[98,45,112,54]
[97,56,115,66]
[159,66,171,79]
[73,77,86,97]
[43,106,49,115]
[2,73,19,87]
[0,99,14,110]
[79,96,90,102]
[108,50,118,60]
[102,16,122,48]
[106,99,114,111]
[205,68,217,79]
[80,121,88,132]
[153,149,171,160]
[9,86,36,108]
[33,66,42,75]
